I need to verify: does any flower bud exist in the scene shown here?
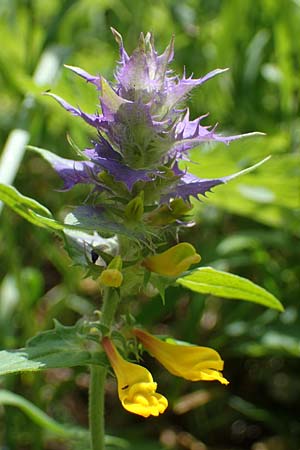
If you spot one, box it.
[98,269,123,288]
[143,243,201,277]
[98,255,123,287]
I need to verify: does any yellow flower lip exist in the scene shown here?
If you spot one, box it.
[102,337,168,417]
[142,242,201,277]
[133,329,229,385]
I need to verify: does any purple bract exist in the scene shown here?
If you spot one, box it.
[47,29,262,202]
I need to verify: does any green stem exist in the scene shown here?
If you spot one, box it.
[101,287,120,328]
[89,365,107,450]
[89,288,120,450]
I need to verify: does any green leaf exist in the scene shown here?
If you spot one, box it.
[176,267,284,311]
[0,320,107,375]
[0,183,64,232]
[0,350,45,374]
[0,183,51,217]
[65,206,143,240]
[0,184,137,241]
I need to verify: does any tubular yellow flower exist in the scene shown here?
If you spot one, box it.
[133,329,229,385]
[102,337,168,417]
[142,243,201,277]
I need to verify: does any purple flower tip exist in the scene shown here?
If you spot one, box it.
[46,30,264,204]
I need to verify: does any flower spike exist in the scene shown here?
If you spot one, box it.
[133,329,229,385]
[102,337,168,417]
[44,29,265,205]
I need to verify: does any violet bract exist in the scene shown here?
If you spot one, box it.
[45,29,263,210]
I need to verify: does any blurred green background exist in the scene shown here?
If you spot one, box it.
[0,0,300,449]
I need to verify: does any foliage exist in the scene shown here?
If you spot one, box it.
[0,1,299,449]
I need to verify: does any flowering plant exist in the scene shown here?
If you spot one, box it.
[0,29,282,449]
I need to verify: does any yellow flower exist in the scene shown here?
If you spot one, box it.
[142,243,201,277]
[102,337,168,417]
[133,329,229,385]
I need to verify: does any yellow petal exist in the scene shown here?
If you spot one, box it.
[143,243,201,277]
[102,337,168,417]
[133,329,229,385]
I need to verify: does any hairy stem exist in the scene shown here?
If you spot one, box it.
[89,288,120,450]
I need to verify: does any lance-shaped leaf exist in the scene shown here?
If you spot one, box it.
[177,267,283,311]
[0,183,64,231]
